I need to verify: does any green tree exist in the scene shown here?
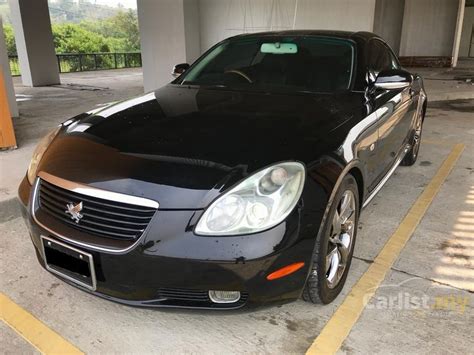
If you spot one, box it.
[80,9,140,51]
[52,23,111,53]
[3,9,140,57]
[2,24,17,55]
[109,10,140,51]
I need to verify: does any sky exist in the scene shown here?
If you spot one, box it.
[93,0,137,9]
[46,0,137,9]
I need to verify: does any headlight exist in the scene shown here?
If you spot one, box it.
[195,162,305,236]
[27,126,61,184]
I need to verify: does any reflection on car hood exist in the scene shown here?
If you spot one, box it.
[39,85,367,209]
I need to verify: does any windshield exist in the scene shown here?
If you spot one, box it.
[177,36,355,93]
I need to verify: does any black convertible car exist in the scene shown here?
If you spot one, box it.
[19,30,426,309]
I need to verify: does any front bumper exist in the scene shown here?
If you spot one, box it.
[18,176,320,310]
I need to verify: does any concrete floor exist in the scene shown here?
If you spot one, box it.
[413,63,474,102]
[0,69,473,354]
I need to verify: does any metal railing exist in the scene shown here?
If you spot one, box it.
[8,56,20,76]
[8,52,142,76]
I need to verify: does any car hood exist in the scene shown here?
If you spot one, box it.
[39,85,367,209]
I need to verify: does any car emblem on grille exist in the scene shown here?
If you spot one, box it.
[65,201,84,223]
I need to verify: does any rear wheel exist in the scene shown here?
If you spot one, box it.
[401,107,424,166]
[303,174,359,304]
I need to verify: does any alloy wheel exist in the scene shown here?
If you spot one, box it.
[326,190,356,289]
[412,115,423,159]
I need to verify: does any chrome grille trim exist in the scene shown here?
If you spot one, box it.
[38,172,159,209]
[31,173,159,254]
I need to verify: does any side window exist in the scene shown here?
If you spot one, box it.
[385,45,401,70]
[368,40,396,75]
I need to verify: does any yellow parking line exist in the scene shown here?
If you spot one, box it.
[306,143,465,355]
[423,138,459,146]
[0,292,83,354]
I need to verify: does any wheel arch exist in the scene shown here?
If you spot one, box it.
[422,99,428,122]
[348,166,364,210]
[305,158,365,250]
[302,161,364,303]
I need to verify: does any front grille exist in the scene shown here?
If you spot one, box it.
[156,288,249,309]
[38,179,157,241]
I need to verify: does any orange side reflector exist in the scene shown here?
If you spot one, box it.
[266,262,305,281]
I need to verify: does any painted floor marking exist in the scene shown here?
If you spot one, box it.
[306,143,465,355]
[422,138,460,146]
[0,292,83,354]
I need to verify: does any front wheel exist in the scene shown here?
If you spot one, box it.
[303,174,359,304]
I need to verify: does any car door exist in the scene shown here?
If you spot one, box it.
[368,39,416,190]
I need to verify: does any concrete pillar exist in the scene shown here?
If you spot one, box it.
[459,5,474,57]
[8,0,60,86]
[0,70,17,148]
[137,0,200,92]
[373,0,405,54]
[452,0,466,67]
[0,17,17,149]
[0,18,19,118]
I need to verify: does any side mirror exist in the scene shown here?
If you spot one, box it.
[172,63,190,78]
[373,69,412,90]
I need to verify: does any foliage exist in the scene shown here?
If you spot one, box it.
[2,9,140,56]
[53,23,111,53]
[2,23,16,55]
[78,9,140,52]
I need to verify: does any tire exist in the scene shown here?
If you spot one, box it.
[401,106,424,166]
[303,174,359,304]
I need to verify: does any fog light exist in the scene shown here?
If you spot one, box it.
[208,290,241,303]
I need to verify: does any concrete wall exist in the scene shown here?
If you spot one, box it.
[0,18,18,117]
[399,0,459,57]
[137,0,463,89]
[198,0,376,52]
[137,0,200,91]
[183,0,201,63]
[459,6,474,57]
[373,0,405,54]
